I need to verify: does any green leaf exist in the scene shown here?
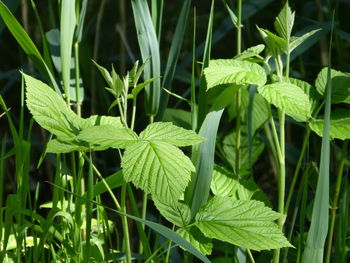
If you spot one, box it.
[315,67,350,104]
[204,59,266,89]
[257,26,287,56]
[274,2,295,40]
[47,139,87,153]
[234,44,265,61]
[77,125,138,150]
[122,141,194,203]
[92,60,113,88]
[195,196,292,251]
[139,122,205,146]
[309,108,350,140]
[163,108,192,129]
[258,82,312,121]
[177,227,213,255]
[222,130,265,172]
[24,73,81,140]
[290,29,321,52]
[153,198,191,227]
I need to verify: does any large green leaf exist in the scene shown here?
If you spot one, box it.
[139,122,205,146]
[309,108,350,140]
[77,125,138,150]
[195,196,292,251]
[204,59,266,89]
[315,67,350,104]
[122,141,194,203]
[177,227,213,255]
[153,198,191,227]
[24,73,81,140]
[258,82,312,121]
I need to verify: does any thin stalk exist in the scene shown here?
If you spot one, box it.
[325,141,348,263]
[247,248,255,263]
[234,0,243,177]
[74,42,81,116]
[121,183,132,263]
[131,98,137,131]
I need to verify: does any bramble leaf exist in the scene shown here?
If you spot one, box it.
[177,227,213,255]
[315,67,350,104]
[204,59,266,89]
[153,198,191,227]
[234,44,265,61]
[258,82,312,121]
[274,2,295,40]
[195,196,292,251]
[309,108,350,140]
[122,141,194,203]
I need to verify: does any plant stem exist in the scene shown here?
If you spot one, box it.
[325,141,348,263]
[74,42,81,116]
[121,183,132,263]
[247,248,255,263]
[235,0,242,177]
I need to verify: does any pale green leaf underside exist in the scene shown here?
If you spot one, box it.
[177,227,213,255]
[204,59,267,89]
[309,108,350,140]
[122,141,194,203]
[47,139,87,153]
[77,125,138,150]
[153,198,191,227]
[258,82,311,121]
[140,122,205,146]
[195,196,292,251]
[234,44,265,61]
[315,67,350,104]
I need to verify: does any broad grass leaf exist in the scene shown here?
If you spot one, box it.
[153,198,191,227]
[204,59,266,89]
[195,196,292,251]
[177,227,213,255]
[122,141,194,203]
[139,122,205,146]
[309,108,350,140]
[77,125,138,150]
[258,82,312,121]
[315,67,350,104]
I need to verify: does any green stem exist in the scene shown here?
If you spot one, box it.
[74,42,81,116]
[234,0,243,177]
[325,141,348,263]
[247,248,255,263]
[131,98,137,131]
[121,183,132,263]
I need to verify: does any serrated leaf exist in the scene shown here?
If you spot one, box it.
[211,166,270,205]
[274,2,295,40]
[234,44,265,61]
[139,122,205,146]
[309,108,350,140]
[315,67,350,104]
[258,82,312,121]
[290,29,321,52]
[122,141,194,203]
[92,60,113,88]
[222,131,265,172]
[77,125,138,150]
[177,227,213,255]
[47,139,87,153]
[257,26,287,56]
[83,115,123,128]
[24,73,81,140]
[204,59,266,89]
[153,198,191,227]
[195,196,292,251]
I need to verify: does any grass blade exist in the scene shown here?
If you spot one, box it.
[158,0,192,119]
[60,0,76,104]
[0,1,59,94]
[301,17,334,263]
